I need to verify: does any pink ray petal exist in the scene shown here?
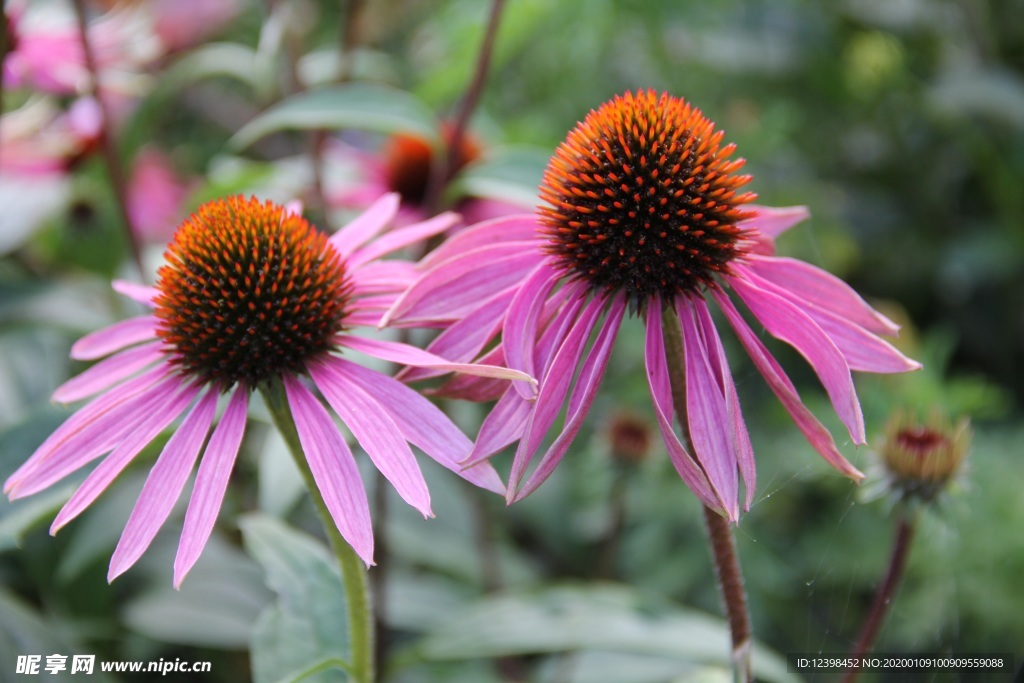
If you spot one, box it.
[399,287,515,384]
[730,270,865,444]
[173,389,249,587]
[507,296,604,501]
[515,295,626,502]
[338,335,535,386]
[315,357,503,494]
[308,362,431,517]
[711,288,863,480]
[462,388,533,469]
[504,264,560,400]
[282,376,373,566]
[70,315,158,360]
[53,342,164,403]
[107,390,218,582]
[382,246,540,326]
[677,297,739,521]
[690,296,756,511]
[50,381,201,533]
[349,212,459,269]
[643,297,721,510]
[329,193,400,256]
[113,280,158,307]
[747,256,900,336]
[5,365,172,497]
[742,205,809,240]
[418,214,538,271]
[349,260,418,295]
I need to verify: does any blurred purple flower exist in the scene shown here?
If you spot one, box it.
[385,90,920,519]
[5,194,526,586]
[126,147,197,244]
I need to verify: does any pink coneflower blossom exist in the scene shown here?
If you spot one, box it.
[4,194,527,586]
[328,127,525,228]
[384,90,921,520]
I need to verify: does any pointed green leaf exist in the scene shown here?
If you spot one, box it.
[231,84,439,151]
[241,514,350,683]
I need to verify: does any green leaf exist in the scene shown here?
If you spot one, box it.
[230,84,440,151]
[165,42,266,90]
[449,146,549,208]
[241,514,351,683]
[415,584,799,683]
[122,532,271,648]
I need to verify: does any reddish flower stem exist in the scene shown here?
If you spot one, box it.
[661,304,752,683]
[70,0,144,277]
[423,0,507,214]
[842,515,917,683]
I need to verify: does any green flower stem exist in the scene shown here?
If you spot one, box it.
[842,512,918,683]
[661,304,753,683]
[261,379,375,683]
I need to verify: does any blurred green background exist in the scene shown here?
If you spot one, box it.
[2,0,1022,681]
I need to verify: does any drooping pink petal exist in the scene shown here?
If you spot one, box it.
[329,193,399,256]
[5,365,171,497]
[690,296,756,510]
[53,342,164,403]
[338,335,535,386]
[399,287,515,384]
[173,389,249,587]
[113,280,158,307]
[642,297,720,510]
[711,288,863,480]
[315,357,503,493]
[349,212,459,269]
[746,256,900,336]
[729,270,865,444]
[462,388,534,469]
[417,214,539,271]
[677,297,739,521]
[507,296,605,500]
[107,390,218,581]
[282,376,373,566]
[70,315,157,360]
[382,246,540,325]
[515,295,626,502]
[309,362,431,517]
[504,264,560,400]
[50,382,201,533]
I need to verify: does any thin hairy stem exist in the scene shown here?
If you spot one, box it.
[842,514,917,683]
[661,303,752,683]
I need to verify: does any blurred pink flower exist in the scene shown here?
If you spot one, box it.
[3,0,159,97]
[385,91,921,519]
[149,0,240,52]
[126,147,197,244]
[328,128,526,227]
[0,97,102,253]
[4,194,527,586]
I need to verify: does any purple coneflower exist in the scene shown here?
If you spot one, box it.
[4,194,523,586]
[384,90,921,520]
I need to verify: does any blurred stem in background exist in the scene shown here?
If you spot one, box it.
[661,304,753,683]
[262,379,375,683]
[70,0,144,277]
[1,0,8,122]
[423,0,507,215]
